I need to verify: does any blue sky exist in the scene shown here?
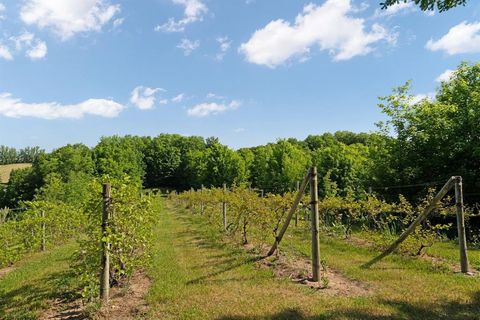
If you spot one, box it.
[0,0,479,150]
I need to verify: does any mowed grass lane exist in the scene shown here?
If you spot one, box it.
[0,242,79,320]
[148,204,480,320]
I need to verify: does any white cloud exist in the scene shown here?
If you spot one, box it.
[239,0,396,68]
[216,36,232,61]
[0,45,12,60]
[426,21,480,55]
[20,0,120,40]
[234,127,245,133]
[0,3,5,20]
[130,86,163,110]
[206,92,224,99]
[171,93,185,103]
[0,92,124,119]
[26,40,47,59]
[436,69,455,83]
[187,100,241,117]
[373,2,416,18]
[10,32,47,60]
[410,92,435,105]
[113,17,124,28]
[177,38,199,56]
[155,0,207,32]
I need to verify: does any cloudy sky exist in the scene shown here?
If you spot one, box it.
[0,0,479,150]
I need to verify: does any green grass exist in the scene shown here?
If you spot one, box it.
[1,201,479,319]
[0,242,80,320]
[354,229,480,270]
[147,203,480,319]
[425,240,480,269]
[286,228,480,317]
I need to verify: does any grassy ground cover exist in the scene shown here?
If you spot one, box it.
[147,202,480,319]
[0,242,80,320]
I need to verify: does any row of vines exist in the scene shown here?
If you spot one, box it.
[174,186,467,257]
[0,175,160,304]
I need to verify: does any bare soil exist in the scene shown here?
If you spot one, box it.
[258,251,371,297]
[40,298,86,320]
[40,271,151,320]
[97,271,151,320]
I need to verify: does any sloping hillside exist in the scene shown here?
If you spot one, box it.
[0,163,32,184]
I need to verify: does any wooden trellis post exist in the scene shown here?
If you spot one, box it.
[200,184,205,215]
[267,171,310,256]
[100,183,111,303]
[363,176,470,273]
[222,183,227,231]
[455,177,469,273]
[310,167,321,282]
[41,210,45,252]
[295,181,300,227]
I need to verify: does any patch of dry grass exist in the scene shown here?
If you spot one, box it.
[0,163,32,184]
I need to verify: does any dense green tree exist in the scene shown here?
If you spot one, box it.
[17,147,44,163]
[0,167,40,208]
[305,134,337,150]
[144,134,206,189]
[93,136,145,182]
[381,0,467,12]
[144,135,182,188]
[0,146,44,164]
[251,140,310,193]
[201,138,247,187]
[377,62,480,198]
[35,144,94,182]
[0,146,18,164]
[312,142,369,197]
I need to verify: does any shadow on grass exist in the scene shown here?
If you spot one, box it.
[174,211,270,286]
[0,269,83,320]
[216,292,480,320]
[187,255,265,285]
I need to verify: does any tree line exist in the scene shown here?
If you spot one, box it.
[0,146,44,165]
[2,62,480,211]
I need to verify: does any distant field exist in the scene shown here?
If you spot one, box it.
[0,163,32,184]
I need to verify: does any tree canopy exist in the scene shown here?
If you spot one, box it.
[381,0,468,12]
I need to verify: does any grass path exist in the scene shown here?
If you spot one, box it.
[0,242,79,320]
[147,205,357,319]
[147,205,480,320]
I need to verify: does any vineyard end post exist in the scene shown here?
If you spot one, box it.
[454,176,469,273]
[222,183,227,231]
[100,183,111,303]
[41,210,45,252]
[310,167,320,282]
[295,181,300,227]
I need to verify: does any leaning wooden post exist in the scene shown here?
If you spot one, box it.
[100,183,111,303]
[363,177,456,268]
[310,167,321,282]
[454,176,469,273]
[222,183,227,231]
[267,171,310,256]
[41,210,46,252]
[295,181,300,227]
[200,184,205,215]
